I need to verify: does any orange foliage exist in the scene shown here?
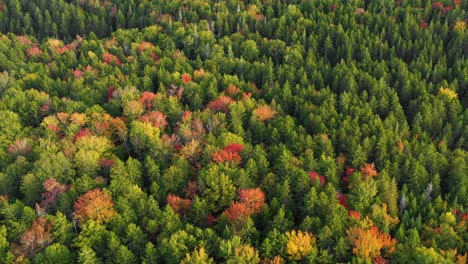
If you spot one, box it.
[360,163,378,178]
[137,42,154,53]
[239,188,265,212]
[347,226,397,260]
[16,217,53,258]
[253,105,277,121]
[167,194,192,216]
[74,189,117,224]
[225,84,242,97]
[207,96,235,113]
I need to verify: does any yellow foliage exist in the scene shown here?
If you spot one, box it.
[454,21,466,32]
[438,87,458,101]
[285,230,315,261]
[181,247,215,264]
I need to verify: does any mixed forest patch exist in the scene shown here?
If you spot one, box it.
[0,0,466,263]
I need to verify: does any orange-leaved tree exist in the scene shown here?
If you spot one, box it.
[15,217,53,258]
[73,189,117,224]
[239,188,265,212]
[347,226,397,261]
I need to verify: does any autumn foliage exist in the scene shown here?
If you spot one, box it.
[347,226,397,260]
[224,188,265,224]
[360,163,378,178]
[253,105,277,121]
[207,95,235,113]
[102,52,122,66]
[15,217,53,258]
[167,194,192,216]
[239,188,266,212]
[309,171,326,186]
[212,143,244,164]
[139,111,168,129]
[40,178,69,209]
[285,230,316,261]
[73,189,117,224]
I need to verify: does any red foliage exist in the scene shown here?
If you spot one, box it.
[16,218,53,258]
[107,86,115,101]
[102,52,122,66]
[349,210,361,220]
[212,149,242,164]
[330,3,338,11]
[419,21,429,29]
[309,171,326,186]
[139,111,168,129]
[453,0,461,6]
[432,2,443,9]
[73,69,84,78]
[207,214,217,226]
[27,46,42,57]
[74,189,117,224]
[139,91,156,109]
[343,167,356,182]
[182,73,192,84]
[224,143,244,153]
[360,163,378,178]
[442,6,453,12]
[224,202,251,223]
[74,128,92,140]
[182,110,192,122]
[239,188,265,212]
[40,178,69,209]
[99,158,115,169]
[207,95,235,113]
[167,194,192,216]
[337,193,349,209]
[151,52,159,62]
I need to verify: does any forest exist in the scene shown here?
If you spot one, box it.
[0,0,466,263]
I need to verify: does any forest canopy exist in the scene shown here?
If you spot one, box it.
[0,0,466,263]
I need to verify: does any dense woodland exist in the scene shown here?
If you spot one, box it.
[0,0,466,263]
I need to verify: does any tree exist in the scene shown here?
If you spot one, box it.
[15,217,54,258]
[73,189,117,224]
[285,230,316,261]
[346,226,397,261]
